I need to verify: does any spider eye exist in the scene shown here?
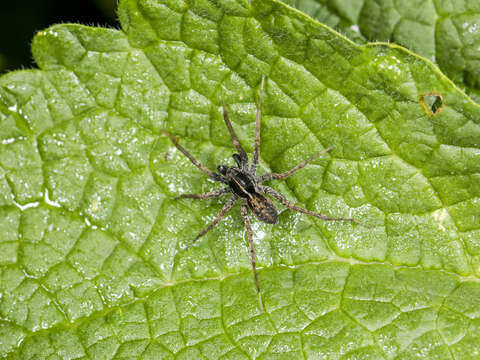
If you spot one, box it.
[217,165,227,175]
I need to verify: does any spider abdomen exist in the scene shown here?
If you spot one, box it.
[248,192,278,224]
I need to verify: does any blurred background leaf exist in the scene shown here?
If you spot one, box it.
[280,0,480,102]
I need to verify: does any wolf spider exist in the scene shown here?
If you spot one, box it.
[163,75,366,312]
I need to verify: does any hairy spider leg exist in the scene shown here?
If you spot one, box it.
[251,74,265,175]
[258,147,333,182]
[185,195,238,250]
[261,185,370,227]
[241,200,264,312]
[162,130,227,184]
[221,103,249,169]
[177,187,231,200]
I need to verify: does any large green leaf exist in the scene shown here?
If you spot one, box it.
[1,0,480,358]
[281,0,480,100]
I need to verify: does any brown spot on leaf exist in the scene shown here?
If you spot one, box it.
[419,92,444,117]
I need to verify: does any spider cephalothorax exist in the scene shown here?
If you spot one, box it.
[163,75,367,312]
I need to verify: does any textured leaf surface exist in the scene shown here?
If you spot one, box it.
[1,0,480,358]
[281,0,480,99]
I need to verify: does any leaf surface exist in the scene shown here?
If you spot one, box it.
[281,0,480,100]
[1,0,480,358]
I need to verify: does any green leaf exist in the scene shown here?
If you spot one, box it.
[281,0,480,101]
[1,0,480,358]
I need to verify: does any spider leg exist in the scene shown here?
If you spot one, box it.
[251,74,265,175]
[221,103,249,169]
[258,147,332,182]
[261,185,370,227]
[185,195,238,250]
[162,130,227,184]
[240,200,264,313]
[177,187,231,200]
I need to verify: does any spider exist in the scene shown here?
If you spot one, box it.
[163,75,367,312]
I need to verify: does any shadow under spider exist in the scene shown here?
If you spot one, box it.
[163,75,369,312]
